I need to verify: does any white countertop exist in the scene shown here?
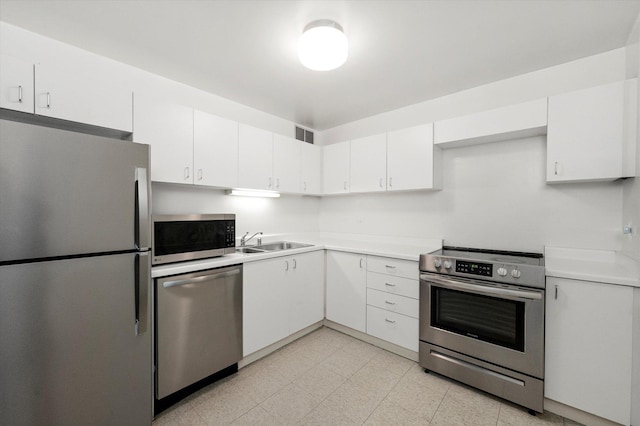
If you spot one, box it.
[545,246,640,288]
[152,232,442,278]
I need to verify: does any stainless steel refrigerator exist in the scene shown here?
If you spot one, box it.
[0,118,152,425]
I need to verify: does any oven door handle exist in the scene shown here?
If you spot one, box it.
[421,274,543,301]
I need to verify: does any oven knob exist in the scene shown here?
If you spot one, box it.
[434,259,442,268]
[497,267,508,277]
[511,269,522,279]
[443,260,452,270]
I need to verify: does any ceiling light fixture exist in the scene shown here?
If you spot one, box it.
[298,19,348,71]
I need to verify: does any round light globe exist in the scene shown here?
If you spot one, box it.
[298,20,348,71]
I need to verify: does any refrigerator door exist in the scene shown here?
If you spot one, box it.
[0,252,152,425]
[0,119,150,263]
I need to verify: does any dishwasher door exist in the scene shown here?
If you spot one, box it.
[156,264,242,399]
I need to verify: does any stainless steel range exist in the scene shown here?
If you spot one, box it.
[419,246,545,413]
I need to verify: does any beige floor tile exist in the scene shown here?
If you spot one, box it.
[298,400,359,426]
[341,338,383,360]
[293,363,348,399]
[364,398,431,425]
[321,347,370,378]
[322,379,388,424]
[153,400,207,426]
[498,403,564,425]
[367,348,414,376]
[430,383,501,426]
[232,367,291,404]
[268,348,318,382]
[563,418,585,425]
[294,338,343,364]
[229,405,281,426]
[383,374,448,421]
[348,360,403,398]
[260,383,322,423]
[191,381,257,425]
[311,327,354,349]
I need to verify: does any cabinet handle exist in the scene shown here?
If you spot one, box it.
[268,177,272,188]
[293,259,297,269]
[359,258,364,268]
[197,169,203,181]
[385,265,396,269]
[46,92,51,108]
[385,282,396,287]
[303,181,307,191]
[276,178,280,188]
[389,177,393,187]
[385,300,396,305]
[184,167,190,179]
[343,181,347,191]
[18,85,23,103]
[554,285,558,300]
[379,178,383,188]
[554,162,559,176]
[285,260,289,271]
[385,318,396,324]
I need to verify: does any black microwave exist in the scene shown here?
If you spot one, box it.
[152,214,235,265]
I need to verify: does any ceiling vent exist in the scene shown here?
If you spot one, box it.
[295,126,314,144]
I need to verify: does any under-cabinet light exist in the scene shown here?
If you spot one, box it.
[226,189,281,198]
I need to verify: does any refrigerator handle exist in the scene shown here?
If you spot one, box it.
[135,252,150,336]
[135,167,150,250]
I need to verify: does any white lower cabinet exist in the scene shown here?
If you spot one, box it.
[545,277,633,425]
[365,256,419,351]
[243,251,324,357]
[325,251,367,332]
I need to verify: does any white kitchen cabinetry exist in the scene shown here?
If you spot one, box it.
[545,277,633,425]
[272,134,301,193]
[349,133,387,193]
[300,142,323,195]
[326,251,367,332]
[238,124,274,191]
[434,98,547,148]
[243,251,324,356]
[133,95,194,184]
[0,54,34,113]
[323,141,350,194]
[35,62,133,132]
[547,80,637,182]
[387,123,442,191]
[193,110,239,188]
[366,256,419,351]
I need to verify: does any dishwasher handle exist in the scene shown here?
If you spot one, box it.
[162,268,241,289]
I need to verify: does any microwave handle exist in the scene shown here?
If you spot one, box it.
[135,167,150,250]
[421,273,543,301]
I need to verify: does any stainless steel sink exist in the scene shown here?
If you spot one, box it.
[254,241,313,251]
[235,247,266,254]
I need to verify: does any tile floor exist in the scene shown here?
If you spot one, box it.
[153,327,582,426]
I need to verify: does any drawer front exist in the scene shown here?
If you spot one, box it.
[366,256,418,280]
[367,271,419,299]
[366,288,419,319]
[366,306,419,352]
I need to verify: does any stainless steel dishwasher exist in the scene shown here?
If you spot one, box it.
[156,264,242,400]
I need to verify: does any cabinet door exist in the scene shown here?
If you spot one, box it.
[387,123,440,191]
[323,141,350,194]
[243,258,289,356]
[273,134,301,193]
[133,94,194,184]
[35,62,133,132]
[349,133,387,193]
[326,251,367,332]
[545,277,633,425]
[193,110,238,188]
[238,124,273,190]
[0,54,34,113]
[547,81,625,182]
[300,142,323,195]
[289,251,324,334]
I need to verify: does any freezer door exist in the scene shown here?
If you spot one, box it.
[0,119,150,263]
[0,253,152,426]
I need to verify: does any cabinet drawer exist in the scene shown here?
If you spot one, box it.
[367,288,418,319]
[366,306,418,352]
[366,256,418,280]
[367,271,419,299]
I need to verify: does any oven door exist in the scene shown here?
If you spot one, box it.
[419,272,544,378]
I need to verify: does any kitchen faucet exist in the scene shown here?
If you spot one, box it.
[240,231,263,246]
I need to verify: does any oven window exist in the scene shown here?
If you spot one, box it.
[154,220,234,256]
[431,287,525,351]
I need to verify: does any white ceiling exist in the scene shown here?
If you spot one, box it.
[1,0,639,130]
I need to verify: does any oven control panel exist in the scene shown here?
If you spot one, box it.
[455,260,492,277]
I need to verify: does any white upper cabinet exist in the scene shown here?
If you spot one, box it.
[238,124,274,191]
[133,94,194,184]
[193,110,239,188]
[387,123,441,191]
[350,133,387,193]
[272,134,301,193]
[547,80,637,183]
[35,62,133,132]
[300,142,323,195]
[434,98,547,148]
[0,54,34,114]
[323,140,351,194]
